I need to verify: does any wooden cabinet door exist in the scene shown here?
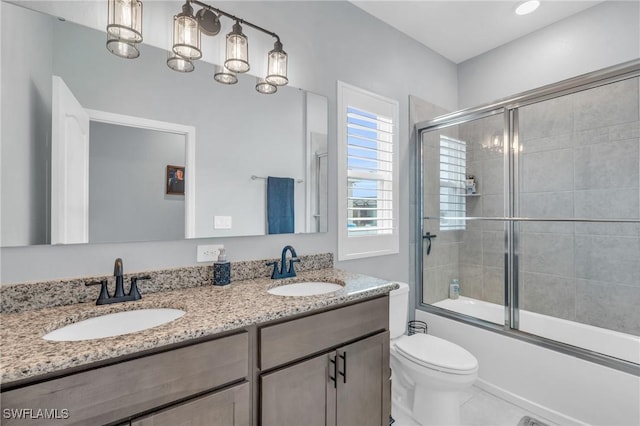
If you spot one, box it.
[260,352,336,426]
[1,333,248,426]
[336,332,390,426]
[131,382,250,426]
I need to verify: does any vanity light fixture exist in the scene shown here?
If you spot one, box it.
[225,21,250,73]
[106,0,142,58]
[214,65,238,85]
[256,77,277,94]
[167,52,195,73]
[106,33,140,59]
[105,0,289,94]
[515,0,540,15]
[266,40,288,86]
[172,1,202,61]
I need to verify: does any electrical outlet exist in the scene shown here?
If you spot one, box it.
[197,244,224,262]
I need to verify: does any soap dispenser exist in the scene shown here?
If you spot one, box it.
[213,248,231,286]
[449,279,460,299]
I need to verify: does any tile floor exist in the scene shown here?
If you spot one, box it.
[392,385,557,426]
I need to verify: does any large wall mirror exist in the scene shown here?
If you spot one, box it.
[0,1,329,247]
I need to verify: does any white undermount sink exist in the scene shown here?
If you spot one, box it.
[267,282,343,297]
[42,308,185,341]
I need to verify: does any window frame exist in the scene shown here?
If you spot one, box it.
[337,81,399,261]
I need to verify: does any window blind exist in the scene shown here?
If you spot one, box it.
[346,106,394,236]
[440,136,466,230]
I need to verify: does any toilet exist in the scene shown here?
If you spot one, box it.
[389,282,478,426]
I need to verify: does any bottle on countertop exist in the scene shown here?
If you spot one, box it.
[213,248,231,286]
[449,279,460,299]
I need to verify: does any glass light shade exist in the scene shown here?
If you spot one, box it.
[167,52,194,73]
[172,3,201,60]
[106,33,140,59]
[515,0,540,15]
[107,0,143,43]
[214,65,238,85]
[256,77,277,94]
[265,41,288,86]
[225,22,250,73]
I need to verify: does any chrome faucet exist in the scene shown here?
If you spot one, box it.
[266,245,300,279]
[86,258,150,305]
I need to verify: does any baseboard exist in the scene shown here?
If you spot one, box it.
[475,378,588,426]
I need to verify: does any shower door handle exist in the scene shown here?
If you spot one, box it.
[423,232,437,255]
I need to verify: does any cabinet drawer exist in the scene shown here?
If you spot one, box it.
[1,331,248,426]
[260,296,388,370]
[131,382,250,426]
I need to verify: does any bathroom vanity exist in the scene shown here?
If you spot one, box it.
[0,268,395,425]
[2,332,251,425]
[259,297,390,426]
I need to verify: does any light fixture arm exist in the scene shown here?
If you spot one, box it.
[190,0,281,43]
[106,0,287,93]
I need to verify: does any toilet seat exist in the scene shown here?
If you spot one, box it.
[395,334,478,375]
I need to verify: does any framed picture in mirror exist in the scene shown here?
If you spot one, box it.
[166,165,185,195]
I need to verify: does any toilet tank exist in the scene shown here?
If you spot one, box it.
[389,282,410,339]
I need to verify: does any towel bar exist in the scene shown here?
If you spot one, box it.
[251,175,303,183]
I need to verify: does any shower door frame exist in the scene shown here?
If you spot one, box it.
[415,59,640,376]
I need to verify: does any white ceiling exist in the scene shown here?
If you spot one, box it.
[350,1,605,63]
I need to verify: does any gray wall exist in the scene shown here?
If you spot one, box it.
[0,1,458,284]
[458,1,640,108]
[89,122,185,243]
[0,4,52,246]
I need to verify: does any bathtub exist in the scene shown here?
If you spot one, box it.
[416,298,640,426]
[433,296,640,364]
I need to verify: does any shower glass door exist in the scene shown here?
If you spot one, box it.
[516,76,640,361]
[420,111,507,326]
[418,65,640,368]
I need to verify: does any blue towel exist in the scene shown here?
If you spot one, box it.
[267,176,295,234]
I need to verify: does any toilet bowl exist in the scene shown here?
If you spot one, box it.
[389,283,478,426]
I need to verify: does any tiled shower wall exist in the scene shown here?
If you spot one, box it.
[518,77,640,335]
[459,114,506,306]
[423,77,640,336]
[421,128,463,304]
[422,113,506,307]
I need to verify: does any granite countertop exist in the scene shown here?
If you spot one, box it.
[0,268,397,385]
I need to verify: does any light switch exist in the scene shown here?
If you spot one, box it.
[214,216,232,229]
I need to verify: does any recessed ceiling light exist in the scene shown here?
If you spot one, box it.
[515,0,540,15]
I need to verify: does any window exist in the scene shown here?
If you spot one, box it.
[439,136,466,230]
[338,82,399,260]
